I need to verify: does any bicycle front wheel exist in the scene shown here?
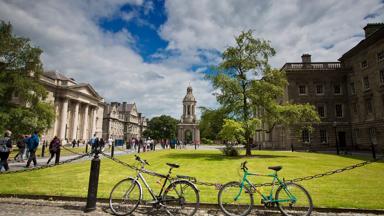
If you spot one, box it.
[109,177,142,216]
[163,180,200,216]
[218,181,253,216]
[275,182,313,216]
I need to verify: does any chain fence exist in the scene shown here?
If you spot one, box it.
[100,152,383,189]
[0,152,90,175]
[61,146,87,156]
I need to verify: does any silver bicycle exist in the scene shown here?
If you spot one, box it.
[109,155,200,215]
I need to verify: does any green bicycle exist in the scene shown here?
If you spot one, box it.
[218,161,313,216]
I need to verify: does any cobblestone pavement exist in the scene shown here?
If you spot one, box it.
[0,198,382,216]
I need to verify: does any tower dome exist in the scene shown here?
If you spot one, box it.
[183,86,196,102]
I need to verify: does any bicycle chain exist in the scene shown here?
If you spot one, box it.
[0,153,90,175]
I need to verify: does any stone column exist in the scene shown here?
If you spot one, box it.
[82,104,89,140]
[92,107,97,137]
[59,98,69,140]
[53,101,60,136]
[71,101,79,140]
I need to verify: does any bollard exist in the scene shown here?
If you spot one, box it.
[291,143,294,152]
[41,142,46,157]
[111,142,114,158]
[85,143,88,153]
[85,151,100,212]
[371,143,376,160]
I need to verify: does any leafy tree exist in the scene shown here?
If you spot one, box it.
[143,115,178,140]
[210,30,319,156]
[0,21,54,135]
[199,107,228,141]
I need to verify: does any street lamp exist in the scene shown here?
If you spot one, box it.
[333,121,340,155]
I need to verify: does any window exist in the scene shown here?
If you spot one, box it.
[350,82,355,95]
[298,85,307,95]
[380,69,384,84]
[369,128,377,144]
[301,129,310,143]
[334,84,341,95]
[352,103,358,113]
[317,104,326,118]
[316,84,324,95]
[363,76,370,90]
[378,51,384,62]
[366,99,373,113]
[361,60,368,69]
[320,129,327,143]
[335,104,343,117]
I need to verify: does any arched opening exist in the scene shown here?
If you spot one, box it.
[185,130,192,144]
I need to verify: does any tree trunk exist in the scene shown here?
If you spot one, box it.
[245,130,252,156]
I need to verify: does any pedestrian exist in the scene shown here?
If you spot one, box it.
[14,135,26,162]
[72,139,76,148]
[77,139,80,147]
[0,130,13,172]
[47,136,61,165]
[108,136,113,150]
[26,131,39,168]
[23,135,30,159]
[138,139,142,153]
[99,138,105,152]
[90,133,97,152]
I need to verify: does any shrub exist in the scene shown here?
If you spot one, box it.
[201,138,214,145]
[221,144,239,156]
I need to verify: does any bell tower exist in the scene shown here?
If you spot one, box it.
[177,86,200,145]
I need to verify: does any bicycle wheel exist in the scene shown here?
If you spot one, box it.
[109,177,142,216]
[275,182,313,216]
[218,181,253,216]
[162,180,200,216]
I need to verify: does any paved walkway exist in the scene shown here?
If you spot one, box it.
[0,198,382,216]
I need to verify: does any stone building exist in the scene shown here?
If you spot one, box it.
[102,102,147,142]
[260,23,383,151]
[40,71,104,142]
[177,86,200,144]
[339,23,384,151]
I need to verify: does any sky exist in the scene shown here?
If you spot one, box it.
[1,0,383,119]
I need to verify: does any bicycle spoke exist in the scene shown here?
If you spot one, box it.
[163,181,199,216]
[276,183,313,216]
[218,182,253,216]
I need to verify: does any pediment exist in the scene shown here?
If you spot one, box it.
[67,84,102,99]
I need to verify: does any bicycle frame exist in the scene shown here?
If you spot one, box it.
[134,167,172,202]
[235,169,297,204]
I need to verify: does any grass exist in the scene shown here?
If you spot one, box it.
[0,149,383,209]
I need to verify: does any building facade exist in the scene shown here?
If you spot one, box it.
[40,71,104,143]
[261,23,384,152]
[102,102,147,142]
[177,86,200,144]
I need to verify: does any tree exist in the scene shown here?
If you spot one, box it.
[210,30,319,156]
[143,115,178,140]
[199,107,228,141]
[0,21,54,135]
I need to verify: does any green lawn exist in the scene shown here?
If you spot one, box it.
[0,149,383,209]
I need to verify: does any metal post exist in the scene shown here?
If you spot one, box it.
[84,150,100,212]
[371,142,376,160]
[291,143,294,152]
[85,142,88,153]
[41,142,46,157]
[333,123,340,155]
[111,142,114,158]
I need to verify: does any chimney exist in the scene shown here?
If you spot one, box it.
[301,54,311,63]
[122,102,127,111]
[363,23,384,38]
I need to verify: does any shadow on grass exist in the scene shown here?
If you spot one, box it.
[165,152,294,161]
[309,151,384,164]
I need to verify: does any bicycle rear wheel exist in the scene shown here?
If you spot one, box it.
[162,180,200,216]
[109,177,142,216]
[218,181,253,216]
[275,182,313,216]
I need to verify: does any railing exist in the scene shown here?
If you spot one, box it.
[282,62,342,70]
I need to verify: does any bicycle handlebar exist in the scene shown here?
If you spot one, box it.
[135,155,150,166]
[241,161,248,171]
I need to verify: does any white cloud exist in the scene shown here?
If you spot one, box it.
[1,0,383,119]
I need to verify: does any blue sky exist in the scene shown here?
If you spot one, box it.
[1,0,383,118]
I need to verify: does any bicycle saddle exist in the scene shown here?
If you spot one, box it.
[268,166,282,171]
[166,163,180,168]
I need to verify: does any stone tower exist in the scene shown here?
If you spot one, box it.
[177,86,200,144]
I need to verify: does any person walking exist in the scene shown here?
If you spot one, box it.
[14,136,26,162]
[23,135,30,159]
[26,131,39,168]
[108,136,113,150]
[99,138,105,152]
[47,136,61,165]
[0,130,13,172]
[72,139,76,148]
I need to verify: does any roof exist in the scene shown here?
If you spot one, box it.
[44,70,72,81]
[339,25,384,61]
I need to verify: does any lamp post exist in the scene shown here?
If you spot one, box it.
[333,121,340,155]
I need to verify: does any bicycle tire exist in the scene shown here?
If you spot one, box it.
[275,182,313,216]
[218,181,254,216]
[109,177,142,216]
[162,180,200,216]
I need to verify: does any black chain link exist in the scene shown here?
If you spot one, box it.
[0,153,90,175]
[61,146,85,156]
